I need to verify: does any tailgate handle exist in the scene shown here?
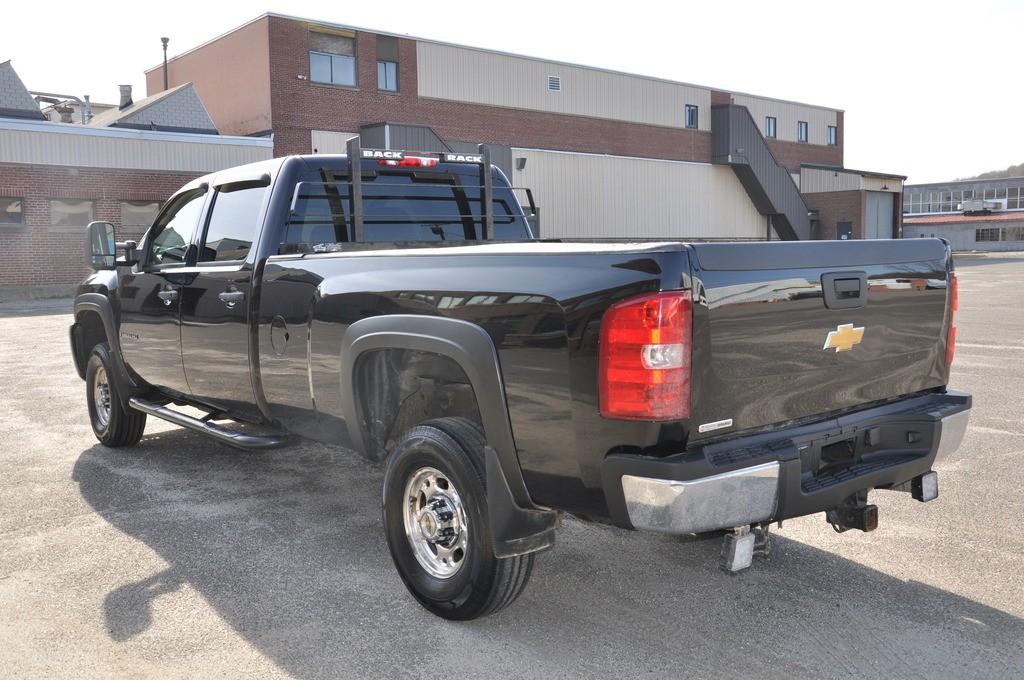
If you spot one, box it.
[834,278,861,297]
[821,271,868,310]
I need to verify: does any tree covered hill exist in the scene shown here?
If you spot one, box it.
[961,162,1024,180]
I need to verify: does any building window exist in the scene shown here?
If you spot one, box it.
[120,201,161,235]
[377,60,398,91]
[309,32,356,87]
[684,104,699,129]
[547,75,561,92]
[827,125,837,146]
[797,121,808,143]
[1005,226,1024,241]
[915,192,924,212]
[0,197,23,226]
[49,199,94,231]
[975,228,1001,242]
[765,116,777,138]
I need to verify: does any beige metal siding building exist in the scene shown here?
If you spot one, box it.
[512,148,768,239]
[731,94,838,146]
[416,42,713,131]
[0,118,272,173]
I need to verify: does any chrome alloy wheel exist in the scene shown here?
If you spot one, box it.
[93,365,112,430]
[403,466,469,579]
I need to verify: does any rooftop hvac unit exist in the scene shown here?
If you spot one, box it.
[959,198,1005,215]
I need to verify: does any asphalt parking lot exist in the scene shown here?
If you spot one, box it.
[1,253,1023,679]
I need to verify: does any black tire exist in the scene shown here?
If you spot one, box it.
[382,417,534,620]
[86,343,147,447]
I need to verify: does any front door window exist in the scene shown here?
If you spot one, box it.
[147,190,207,267]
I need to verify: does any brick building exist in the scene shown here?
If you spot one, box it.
[0,61,273,299]
[146,13,903,242]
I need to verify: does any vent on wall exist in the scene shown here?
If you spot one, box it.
[547,75,561,92]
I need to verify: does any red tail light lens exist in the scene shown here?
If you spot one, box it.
[599,291,692,420]
[945,272,958,366]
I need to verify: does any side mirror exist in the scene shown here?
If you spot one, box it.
[86,221,140,270]
[86,221,116,270]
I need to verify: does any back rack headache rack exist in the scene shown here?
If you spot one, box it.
[343,135,495,241]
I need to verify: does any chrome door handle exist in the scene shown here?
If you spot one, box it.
[156,289,178,306]
[218,290,245,306]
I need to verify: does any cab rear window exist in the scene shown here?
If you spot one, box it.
[282,170,531,250]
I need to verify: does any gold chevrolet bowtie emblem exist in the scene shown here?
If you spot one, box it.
[823,323,865,352]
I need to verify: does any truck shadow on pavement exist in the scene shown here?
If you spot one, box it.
[73,429,1024,679]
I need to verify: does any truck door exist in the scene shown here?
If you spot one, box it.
[179,179,270,419]
[118,188,208,396]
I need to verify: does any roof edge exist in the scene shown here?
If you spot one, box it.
[801,163,907,180]
[0,116,273,146]
[905,175,1024,188]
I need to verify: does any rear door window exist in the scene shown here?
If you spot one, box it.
[199,184,268,262]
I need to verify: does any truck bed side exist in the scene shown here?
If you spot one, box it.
[256,243,693,515]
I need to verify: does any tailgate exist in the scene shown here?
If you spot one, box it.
[687,239,952,440]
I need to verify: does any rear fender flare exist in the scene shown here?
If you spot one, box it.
[339,314,557,557]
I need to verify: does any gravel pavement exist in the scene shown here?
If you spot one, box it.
[1,254,1022,679]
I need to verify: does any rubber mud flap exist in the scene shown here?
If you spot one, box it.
[485,446,558,558]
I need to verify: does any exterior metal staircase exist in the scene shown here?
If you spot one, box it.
[711,105,811,240]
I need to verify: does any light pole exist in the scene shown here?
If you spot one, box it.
[161,37,170,90]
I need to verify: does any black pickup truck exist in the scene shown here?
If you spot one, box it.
[72,140,970,620]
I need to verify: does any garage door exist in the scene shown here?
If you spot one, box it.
[866,191,894,239]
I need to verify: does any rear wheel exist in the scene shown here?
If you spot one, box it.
[86,343,146,447]
[382,417,534,620]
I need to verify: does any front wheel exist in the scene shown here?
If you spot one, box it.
[86,343,147,447]
[382,417,534,620]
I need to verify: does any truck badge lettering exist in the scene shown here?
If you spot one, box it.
[443,153,483,163]
[822,323,865,352]
[362,149,405,160]
[698,419,733,433]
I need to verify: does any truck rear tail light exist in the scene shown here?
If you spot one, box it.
[599,291,692,421]
[377,156,438,168]
[945,272,958,366]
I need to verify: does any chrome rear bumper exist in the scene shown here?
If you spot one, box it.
[934,409,970,462]
[622,462,779,534]
[615,395,971,535]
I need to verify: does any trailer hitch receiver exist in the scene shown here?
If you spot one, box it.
[826,492,879,533]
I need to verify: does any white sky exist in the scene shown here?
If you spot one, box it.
[3,0,1021,183]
